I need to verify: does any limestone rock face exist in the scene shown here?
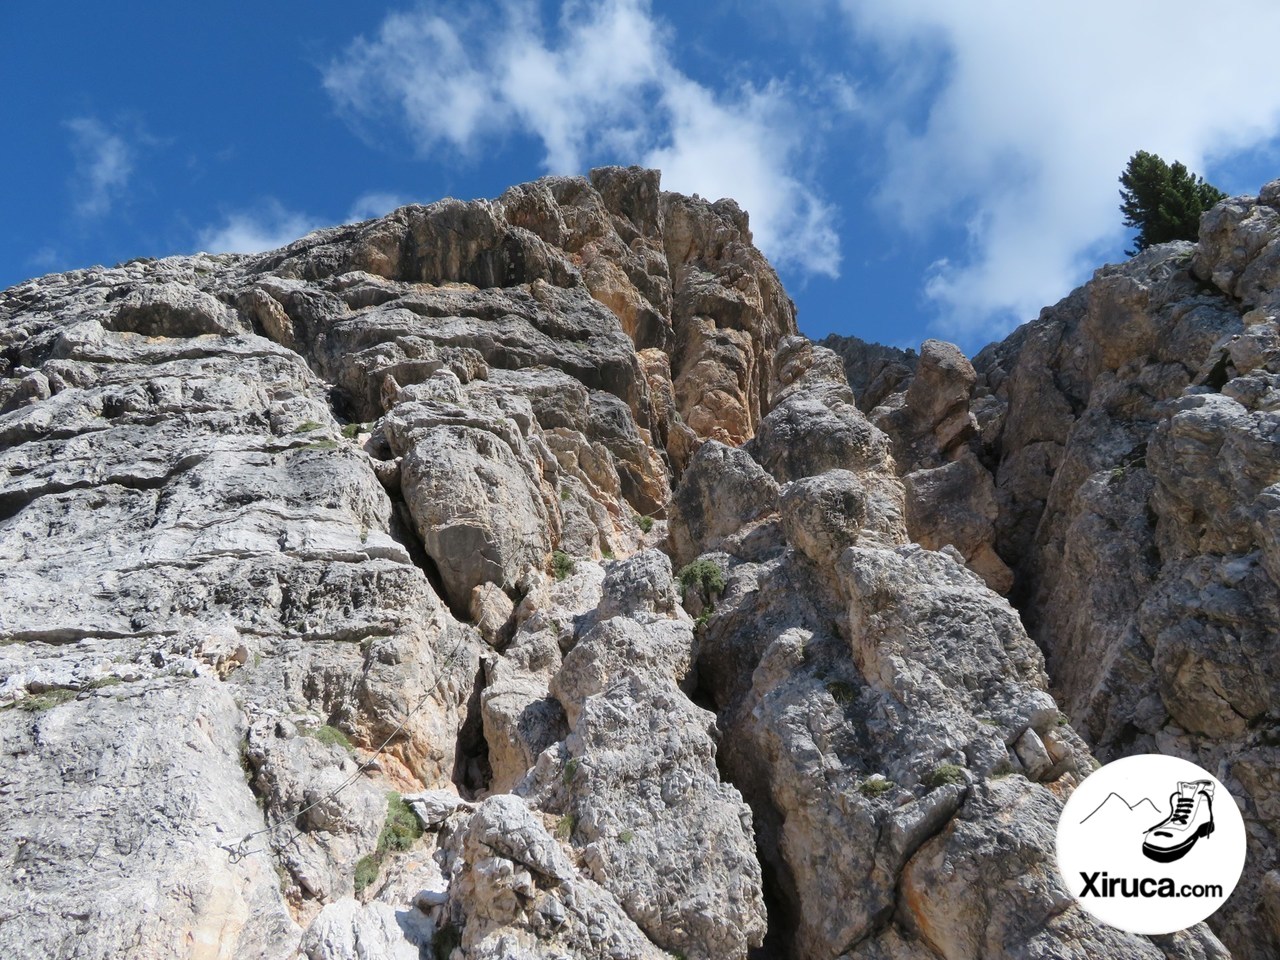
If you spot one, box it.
[527,551,767,960]
[823,335,1012,591]
[666,439,779,567]
[818,332,918,412]
[436,794,670,960]
[670,335,1213,960]
[815,184,1280,960]
[955,185,1280,960]
[0,168,793,960]
[2,168,1272,960]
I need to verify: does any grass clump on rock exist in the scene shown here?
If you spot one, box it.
[379,792,423,853]
[563,757,581,785]
[353,854,380,895]
[15,688,78,712]
[926,762,967,789]
[552,550,575,581]
[826,680,856,708]
[859,776,894,798]
[301,723,354,753]
[353,791,424,895]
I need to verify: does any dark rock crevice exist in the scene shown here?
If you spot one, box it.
[452,659,492,800]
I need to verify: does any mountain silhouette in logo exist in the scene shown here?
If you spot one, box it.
[1080,792,1161,826]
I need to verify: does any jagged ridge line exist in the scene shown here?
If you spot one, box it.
[1078,791,1159,824]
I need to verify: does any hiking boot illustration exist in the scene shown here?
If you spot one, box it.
[1143,780,1215,863]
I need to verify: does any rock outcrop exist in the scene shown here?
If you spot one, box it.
[2,166,1273,960]
[825,178,1280,960]
[971,188,1280,960]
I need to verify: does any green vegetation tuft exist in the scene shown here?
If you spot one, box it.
[292,420,323,433]
[552,550,575,581]
[353,792,424,896]
[353,854,380,896]
[4,675,129,712]
[563,757,581,785]
[555,814,575,840]
[16,688,77,711]
[678,558,725,597]
[635,514,654,534]
[301,439,340,451]
[561,487,572,501]
[302,723,354,753]
[341,422,365,439]
[859,777,893,798]
[826,680,856,708]
[618,828,634,844]
[378,792,423,854]
[926,762,967,789]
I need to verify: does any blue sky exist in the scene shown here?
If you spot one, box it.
[5,1,1280,355]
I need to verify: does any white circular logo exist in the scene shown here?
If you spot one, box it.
[1056,754,1246,935]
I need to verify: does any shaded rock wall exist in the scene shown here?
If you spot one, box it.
[826,179,1280,960]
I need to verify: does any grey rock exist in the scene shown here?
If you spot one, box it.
[823,334,1012,591]
[437,794,670,960]
[404,790,473,830]
[0,678,301,959]
[245,717,385,902]
[750,337,907,548]
[5,166,1268,960]
[817,332,918,412]
[525,548,765,960]
[902,454,1012,594]
[107,281,248,338]
[779,469,867,569]
[301,898,431,960]
[965,184,1280,958]
[667,439,779,567]
[898,779,1223,960]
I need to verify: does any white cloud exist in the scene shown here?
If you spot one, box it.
[347,192,413,221]
[839,0,1280,342]
[495,0,668,173]
[323,0,841,277]
[645,79,841,276]
[27,247,61,272]
[323,8,502,158]
[196,200,321,254]
[65,117,133,219]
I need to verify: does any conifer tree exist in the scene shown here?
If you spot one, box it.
[1119,151,1226,254]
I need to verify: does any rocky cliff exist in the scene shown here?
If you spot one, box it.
[0,166,1270,960]
[826,181,1280,960]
